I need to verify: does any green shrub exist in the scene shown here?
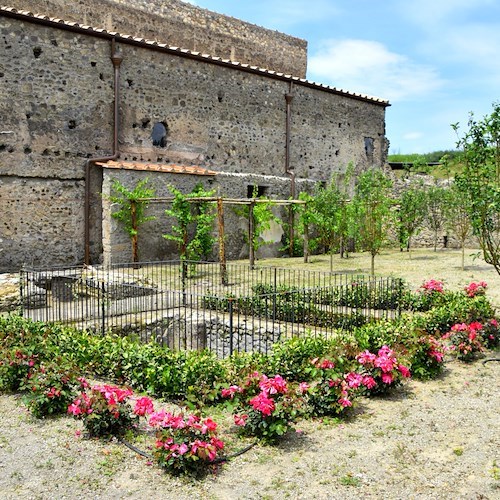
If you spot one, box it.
[182,350,228,407]
[414,293,495,336]
[20,358,85,418]
[266,336,333,381]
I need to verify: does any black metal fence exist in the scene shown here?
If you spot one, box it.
[20,260,403,358]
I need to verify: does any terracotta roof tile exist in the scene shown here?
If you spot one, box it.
[96,160,217,176]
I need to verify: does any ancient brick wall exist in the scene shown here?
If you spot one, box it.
[0,13,388,270]
[4,0,308,77]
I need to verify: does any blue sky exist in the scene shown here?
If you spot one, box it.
[191,0,500,155]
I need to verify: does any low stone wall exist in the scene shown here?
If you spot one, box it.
[112,311,281,358]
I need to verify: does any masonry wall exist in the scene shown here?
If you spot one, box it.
[4,0,308,77]
[0,14,388,271]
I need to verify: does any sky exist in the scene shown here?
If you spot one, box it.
[189,0,500,155]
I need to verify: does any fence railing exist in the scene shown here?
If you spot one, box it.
[20,260,404,358]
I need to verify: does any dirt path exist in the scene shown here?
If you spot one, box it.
[0,358,498,499]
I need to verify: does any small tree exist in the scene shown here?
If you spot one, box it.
[425,185,447,252]
[235,186,280,265]
[309,181,344,271]
[163,184,216,268]
[397,182,427,256]
[445,183,472,270]
[453,103,500,274]
[351,169,393,275]
[108,178,156,263]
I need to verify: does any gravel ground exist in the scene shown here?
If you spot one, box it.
[0,357,498,500]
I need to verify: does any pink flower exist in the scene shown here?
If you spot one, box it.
[362,376,377,389]
[46,387,61,399]
[93,384,133,405]
[345,372,363,389]
[398,365,411,378]
[210,437,224,450]
[233,414,248,426]
[374,356,396,373]
[200,418,218,434]
[381,373,394,384]
[133,396,154,416]
[421,279,444,293]
[298,382,310,393]
[249,392,275,416]
[178,443,189,455]
[77,377,89,388]
[338,398,352,408]
[356,350,377,365]
[429,349,444,362]
[148,409,171,427]
[320,359,335,369]
[464,281,487,297]
[221,385,242,399]
[259,375,288,395]
[68,397,85,416]
[469,321,483,332]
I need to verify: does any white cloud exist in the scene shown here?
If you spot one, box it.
[308,39,444,102]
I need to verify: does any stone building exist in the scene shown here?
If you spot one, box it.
[0,1,390,271]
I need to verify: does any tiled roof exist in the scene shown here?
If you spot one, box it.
[0,5,390,106]
[97,160,217,176]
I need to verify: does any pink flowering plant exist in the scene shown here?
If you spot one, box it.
[150,411,224,475]
[409,279,447,311]
[442,321,492,361]
[0,347,38,393]
[407,335,447,380]
[356,345,411,395]
[68,383,138,437]
[222,372,302,443]
[481,318,500,349]
[464,281,488,298]
[300,358,362,417]
[420,279,444,294]
[20,359,85,418]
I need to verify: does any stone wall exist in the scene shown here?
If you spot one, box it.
[4,0,308,76]
[0,12,388,271]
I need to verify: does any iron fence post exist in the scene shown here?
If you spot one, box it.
[101,280,106,336]
[228,297,234,356]
[19,266,25,317]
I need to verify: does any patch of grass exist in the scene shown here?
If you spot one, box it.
[491,460,500,481]
[339,473,361,487]
[96,447,124,477]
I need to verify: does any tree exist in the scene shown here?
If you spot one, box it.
[445,183,472,270]
[163,184,216,266]
[308,181,344,271]
[351,169,393,275]
[425,184,447,252]
[453,103,500,274]
[397,182,427,256]
[108,178,156,263]
[234,185,280,267]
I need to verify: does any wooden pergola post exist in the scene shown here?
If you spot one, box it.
[217,197,228,285]
[249,201,255,269]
